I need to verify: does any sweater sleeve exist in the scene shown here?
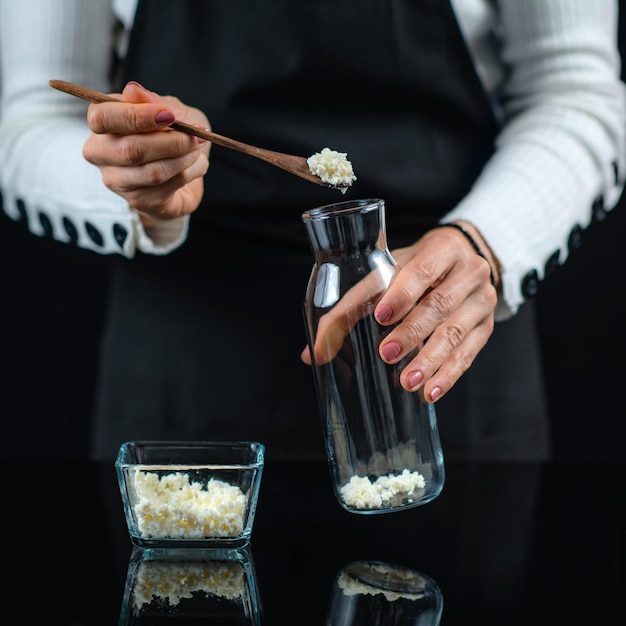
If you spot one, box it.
[445,0,626,320]
[0,0,188,257]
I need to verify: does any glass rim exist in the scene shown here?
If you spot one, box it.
[115,440,265,467]
[302,197,383,221]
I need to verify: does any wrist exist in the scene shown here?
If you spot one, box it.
[437,220,501,289]
[454,220,501,287]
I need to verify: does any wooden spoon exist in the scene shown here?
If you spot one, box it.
[49,79,349,190]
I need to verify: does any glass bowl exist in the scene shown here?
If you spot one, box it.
[115,441,265,549]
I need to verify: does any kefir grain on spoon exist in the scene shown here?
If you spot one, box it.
[307,147,357,192]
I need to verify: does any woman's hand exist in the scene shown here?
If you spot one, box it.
[82,81,211,224]
[376,222,499,402]
[302,221,500,403]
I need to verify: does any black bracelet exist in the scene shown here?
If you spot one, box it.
[434,222,497,289]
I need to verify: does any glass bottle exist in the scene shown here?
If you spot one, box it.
[302,198,445,514]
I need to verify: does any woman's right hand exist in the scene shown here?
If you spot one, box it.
[82,81,211,225]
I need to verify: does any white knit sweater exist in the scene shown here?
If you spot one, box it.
[1,0,624,319]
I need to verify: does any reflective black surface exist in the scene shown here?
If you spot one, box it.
[4,460,624,624]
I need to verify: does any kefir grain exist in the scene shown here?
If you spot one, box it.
[131,471,246,539]
[339,469,426,510]
[307,147,356,191]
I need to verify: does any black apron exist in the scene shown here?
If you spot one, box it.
[91,0,550,462]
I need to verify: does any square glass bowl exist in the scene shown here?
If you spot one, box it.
[115,441,265,549]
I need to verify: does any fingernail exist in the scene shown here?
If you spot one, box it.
[381,342,401,362]
[127,80,146,90]
[155,110,175,125]
[407,370,423,389]
[375,303,392,323]
[429,386,442,402]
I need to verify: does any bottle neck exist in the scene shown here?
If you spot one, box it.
[303,199,388,260]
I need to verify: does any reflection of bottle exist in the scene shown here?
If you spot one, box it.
[302,199,445,514]
[118,547,262,625]
[326,561,443,625]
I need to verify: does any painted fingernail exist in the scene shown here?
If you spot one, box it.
[155,110,175,125]
[429,386,442,402]
[375,303,392,323]
[407,370,423,389]
[381,342,401,362]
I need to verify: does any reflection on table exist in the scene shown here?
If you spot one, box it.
[119,546,261,625]
[2,460,624,624]
[119,548,443,625]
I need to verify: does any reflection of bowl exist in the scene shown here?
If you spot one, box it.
[327,561,443,625]
[115,441,265,548]
[118,547,262,626]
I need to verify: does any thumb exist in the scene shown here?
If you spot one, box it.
[300,345,312,366]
